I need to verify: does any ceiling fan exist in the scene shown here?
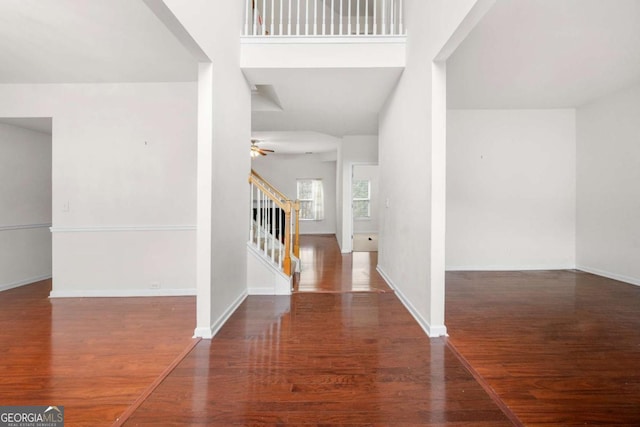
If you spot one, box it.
[250,139,274,157]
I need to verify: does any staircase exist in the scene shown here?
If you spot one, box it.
[247,170,300,295]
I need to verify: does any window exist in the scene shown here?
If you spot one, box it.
[352,180,371,219]
[297,179,324,221]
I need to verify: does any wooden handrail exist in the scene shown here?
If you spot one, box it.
[250,169,288,203]
[249,176,291,212]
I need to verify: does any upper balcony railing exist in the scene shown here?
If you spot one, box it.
[244,0,404,37]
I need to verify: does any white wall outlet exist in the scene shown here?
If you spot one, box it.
[150,281,161,289]
[62,201,70,212]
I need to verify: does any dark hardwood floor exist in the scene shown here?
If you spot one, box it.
[3,237,639,426]
[124,292,512,426]
[296,234,391,293]
[0,280,196,427]
[446,270,640,426]
[120,235,512,425]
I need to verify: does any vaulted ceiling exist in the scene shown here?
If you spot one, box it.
[0,0,196,83]
[448,0,640,109]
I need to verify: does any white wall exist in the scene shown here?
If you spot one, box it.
[446,109,576,270]
[163,0,252,337]
[377,0,480,337]
[252,154,337,235]
[0,83,197,297]
[337,135,378,252]
[577,82,640,286]
[0,123,52,291]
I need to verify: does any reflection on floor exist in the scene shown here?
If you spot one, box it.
[447,270,640,426]
[296,234,390,293]
[125,292,512,426]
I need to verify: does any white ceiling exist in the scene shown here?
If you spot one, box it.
[0,0,196,83]
[447,0,640,109]
[246,67,401,155]
[251,131,341,154]
[0,118,52,135]
[247,67,403,135]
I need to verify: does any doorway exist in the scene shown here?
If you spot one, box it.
[351,163,379,252]
[0,118,52,292]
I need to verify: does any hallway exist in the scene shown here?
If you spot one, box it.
[123,235,512,425]
[296,234,391,293]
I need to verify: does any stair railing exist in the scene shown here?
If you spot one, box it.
[244,0,405,37]
[249,170,300,275]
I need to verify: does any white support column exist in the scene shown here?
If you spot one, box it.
[430,60,448,337]
[195,62,213,339]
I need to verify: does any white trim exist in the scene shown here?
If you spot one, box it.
[0,223,51,232]
[377,266,448,338]
[1,275,51,292]
[241,35,407,44]
[194,290,248,339]
[577,265,640,287]
[446,265,576,272]
[300,231,337,235]
[247,242,293,296]
[50,225,196,233]
[49,288,197,298]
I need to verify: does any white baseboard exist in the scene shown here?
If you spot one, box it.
[576,265,640,287]
[446,264,575,272]
[376,266,447,338]
[0,274,51,292]
[49,288,197,298]
[194,290,248,339]
[248,283,291,296]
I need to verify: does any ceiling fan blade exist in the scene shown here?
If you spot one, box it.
[260,149,275,152]
[258,150,267,156]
